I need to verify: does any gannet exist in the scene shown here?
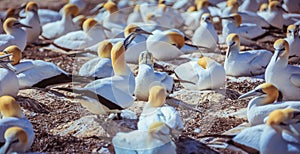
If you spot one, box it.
[93,1,128,38]
[175,56,226,90]
[257,1,285,29]
[224,33,273,77]
[1,45,69,89]
[42,4,80,40]
[20,1,41,44]
[146,29,198,61]
[138,86,183,130]
[135,52,174,101]
[127,5,143,24]
[239,83,300,126]
[180,0,211,31]
[192,13,218,51]
[139,1,184,29]
[0,96,34,153]
[79,40,113,79]
[284,25,300,62]
[232,108,300,151]
[0,55,18,97]
[86,24,152,64]
[222,0,271,29]
[221,13,269,45]
[0,18,31,51]
[57,42,135,114]
[260,108,300,154]
[53,18,106,51]
[238,0,260,12]
[113,122,176,154]
[265,39,300,101]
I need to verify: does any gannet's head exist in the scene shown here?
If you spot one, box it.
[239,83,281,104]
[196,0,210,10]
[2,45,22,65]
[187,5,197,12]
[2,127,28,153]
[5,8,18,19]
[134,4,140,12]
[197,56,211,69]
[3,18,32,34]
[274,39,289,61]
[25,1,38,13]
[103,1,118,14]
[269,1,285,12]
[226,0,239,12]
[221,13,242,27]
[166,31,185,49]
[201,13,212,23]
[82,18,98,33]
[111,42,127,75]
[98,40,112,58]
[287,25,298,38]
[266,107,300,125]
[73,15,86,28]
[0,96,24,118]
[63,4,79,17]
[148,86,166,107]
[124,24,152,38]
[226,33,240,57]
[139,51,154,66]
[259,3,268,12]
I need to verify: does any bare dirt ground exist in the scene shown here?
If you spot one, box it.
[0,0,294,153]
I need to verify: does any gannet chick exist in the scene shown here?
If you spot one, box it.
[53,18,106,50]
[192,13,218,51]
[147,29,198,61]
[224,33,273,77]
[20,1,41,44]
[239,83,300,126]
[135,51,174,101]
[79,40,113,79]
[0,18,31,51]
[138,86,183,130]
[265,39,300,101]
[260,108,300,154]
[0,57,19,97]
[0,96,34,153]
[175,56,225,90]
[42,4,80,40]
[113,122,176,154]
[1,45,69,89]
[57,42,135,114]
[284,25,300,62]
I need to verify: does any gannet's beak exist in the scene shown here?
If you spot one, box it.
[136,28,152,35]
[123,33,137,50]
[238,88,264,99]
[17,22,32,28]
[90,4,104,14]
[0,54,11,59]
